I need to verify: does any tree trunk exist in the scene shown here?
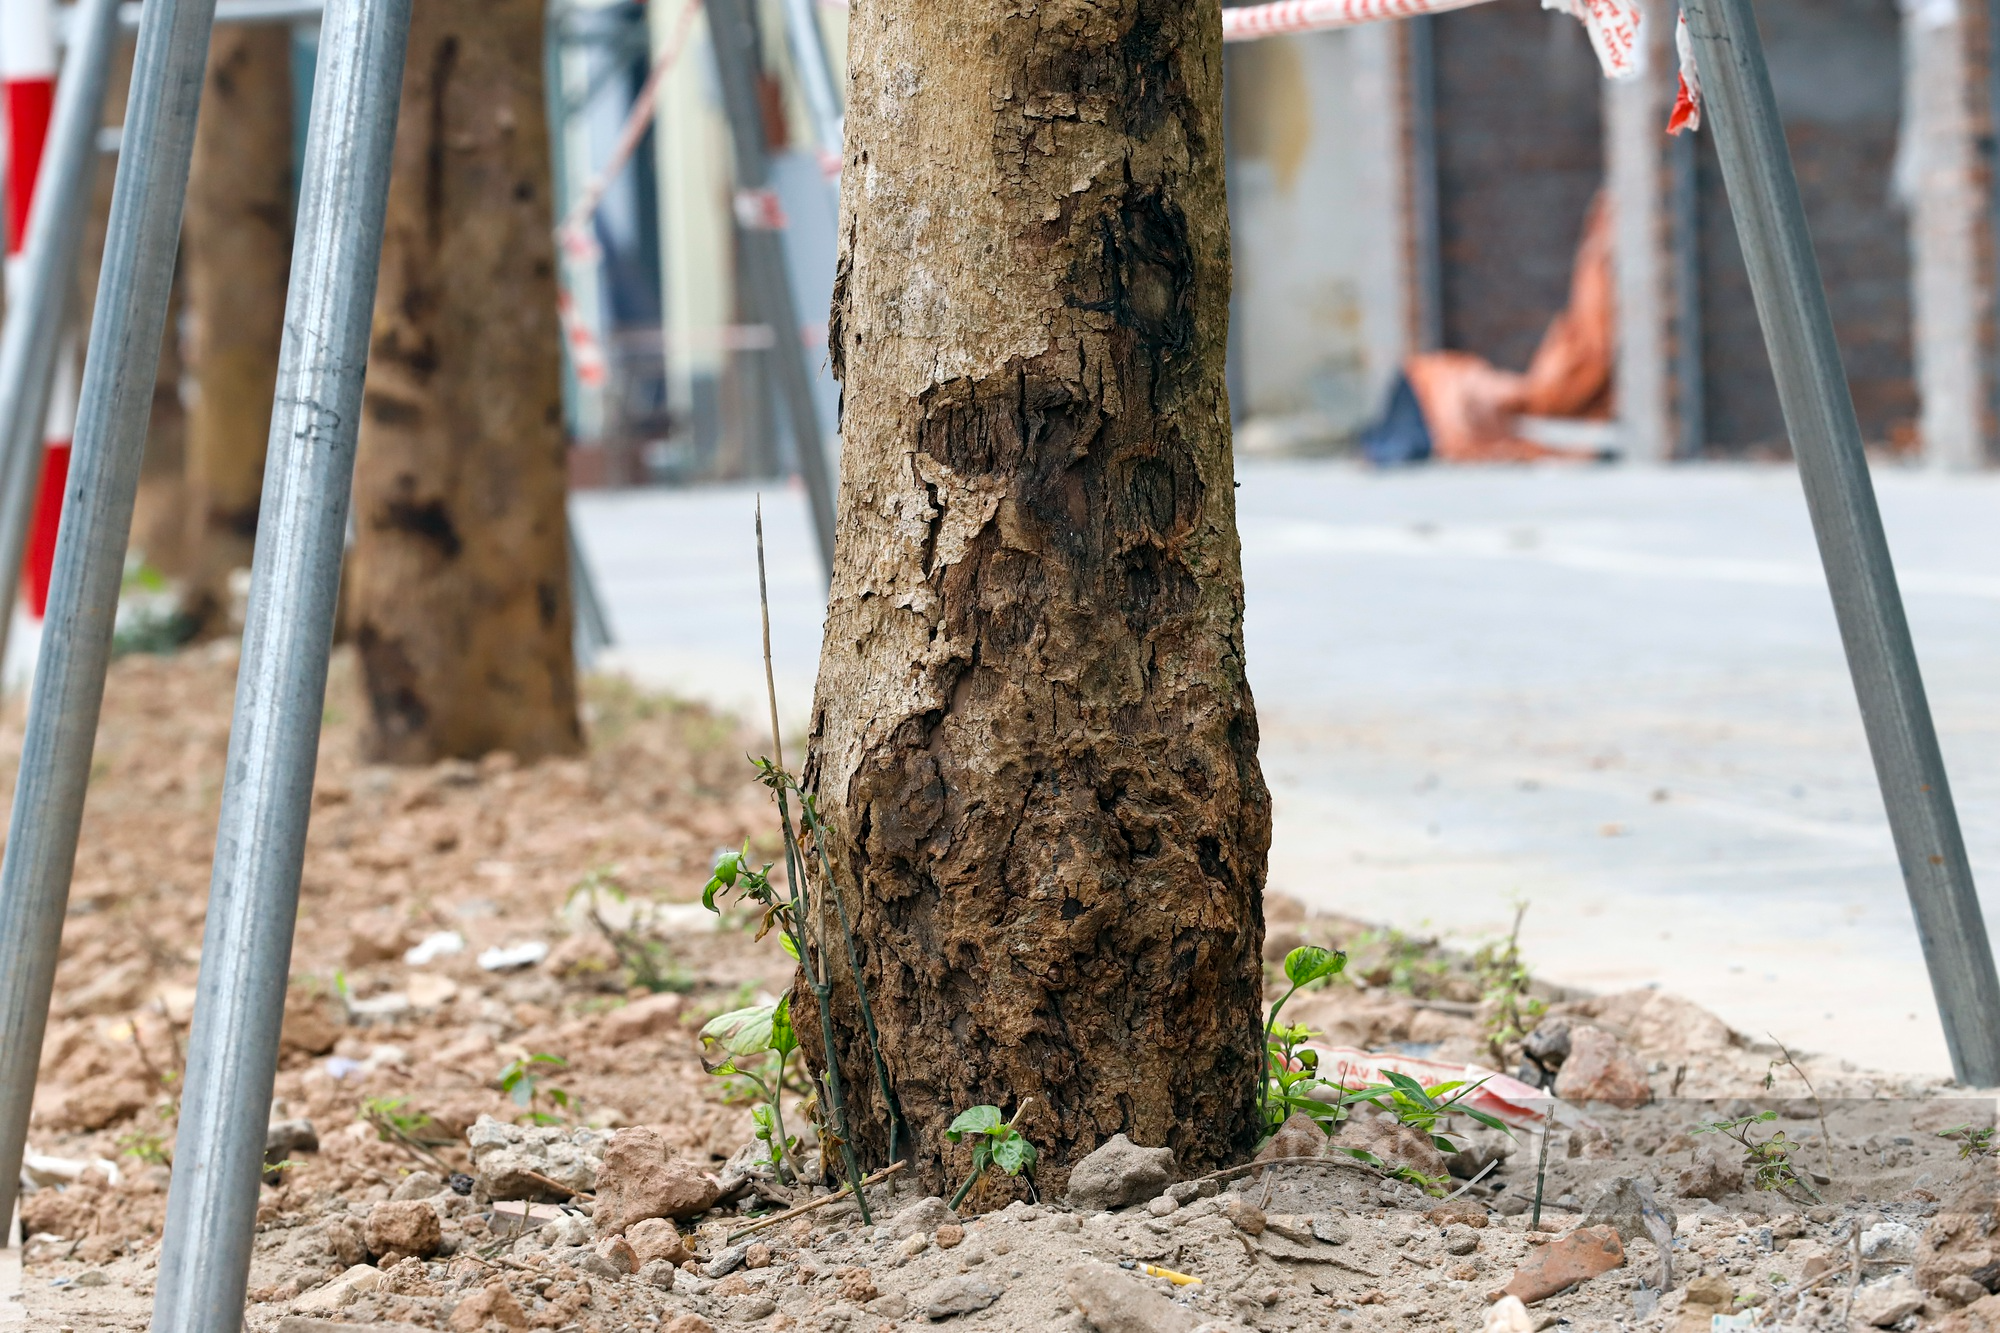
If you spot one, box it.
[178,24,293,633]
[347,0,580,763]
[805,0,1268,1195]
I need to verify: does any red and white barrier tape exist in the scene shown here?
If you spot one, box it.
[1669,12,1702,134]
[1221,0,1644,80]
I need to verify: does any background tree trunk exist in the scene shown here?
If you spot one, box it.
[177,25,293,633]
[348,0,580,763]
[806,0,1268,1194]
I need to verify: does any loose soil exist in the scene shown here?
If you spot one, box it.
[11,647,1994,1332]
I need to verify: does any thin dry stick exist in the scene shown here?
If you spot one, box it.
[1439,1157,1499,1203]
[1767,1032,1834,1182]
[1182,1153,1384,1192]
[755,496,784,771]
[1840,1221,1862,1327]
[727,1161,909,1242]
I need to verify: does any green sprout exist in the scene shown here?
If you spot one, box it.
[497,1054,572,1126]
[699,996,805,1185]
[1938,1123,1996,1160]
[1695,1111,1819,1200]
[1260,945,1347,1134]
[945,1103,1037,1210]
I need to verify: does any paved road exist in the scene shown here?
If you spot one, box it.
[574,462,2000,1078]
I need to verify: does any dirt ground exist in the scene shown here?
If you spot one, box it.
[10,646,1997,1333]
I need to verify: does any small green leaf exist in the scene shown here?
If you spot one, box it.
[946,1106,1004,1141]
[769,994,797,1059]
[699,1003,779,1072]
[510,1082,532,1107]
[990,1135,1036,1176]
[1283,945,1347,988]
[779,932,800,961]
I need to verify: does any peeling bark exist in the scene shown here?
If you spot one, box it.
[348,0,580,763]
[805,0,1267,1195]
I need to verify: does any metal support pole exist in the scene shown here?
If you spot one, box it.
[148,0,407,1320]
[0,0,217,1233]
[707,0,837,578]
[1685,0,2000,1084]
[777,0,841,165]
[0,0,119,681]
[568,522,613,668]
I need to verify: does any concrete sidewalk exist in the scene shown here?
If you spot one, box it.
[574,462,2000,1079]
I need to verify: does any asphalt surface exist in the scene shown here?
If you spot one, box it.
[578,461,2000,1079]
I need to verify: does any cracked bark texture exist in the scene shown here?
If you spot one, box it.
[805,0,1268,1194]
[348,0,580,763]
[180,24,292,633]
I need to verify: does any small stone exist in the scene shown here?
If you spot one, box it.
[1051,1213,1082,1232]
[1862,1220,1919,1262]
[922,1272,1004,1319]
[1264,1215,1317,1245]
[1146,1195,1180,1217]
[592,1124,722,1233]
[364,1201,442,1260]
[575,1250,621,1280]
[1482,1295,1535,1333]
[1065,1260,1202,1333]
[891,1196,960,1239]
[1225,1199,1266,1236]
[1552,1026,1651,1109]
[1256,1111,1329,1165]
[390,1170,443,1202]
[1496,1225,1624,1304]
[1675,1150,1744,1201]
[600,992,685,1046]
[1444,1225,1480,1256]
[704,1243,749,1278]
[1682,1274,1733,1308]
[900,1234,930,1258]
[626,1217,693,1267]
[71,1270,108,1288]
[744,1242,772,1269]
[867,1293,911,1318]
[1427,1200,1488,1229]
[728,1295,777,1321]
[1066,1134,1176,1211]
[934,1223,965,1249]
[266,1118,319,1158]
[595,1236,638,1275]
[1338,1115,1449,1181]
[636,1259,677,1290]
[1853,1275,1924,1328]
[661,1316,715,1333]
[1937,1276,1992,1308]
[711,1274,752,1298]
[1581,1176,1676,1245]
[445,1281,528,1331]
[1936,1295,2000,1331]
[837,1267,879,1304]
[1311,1217,1349,1245]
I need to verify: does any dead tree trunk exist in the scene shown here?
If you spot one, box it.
[805,0,1269,1194]
[179,24,293,633]
[347,0,580,763]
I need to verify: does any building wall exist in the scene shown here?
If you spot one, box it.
[1225,27,1409,448]
[1695,0,1913,454]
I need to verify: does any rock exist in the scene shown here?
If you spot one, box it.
[1444,1225,1480,1256]
[891,1196,960,1238]
[745,1242,772,1268]
[592,1125,721,1232]
[289,1264,382,1315]
[595,1236,638,1275]
[704,1243,749,1278]
[465,1116,607,1202]
[836,1268,880,1303]
[1065,1261,1200,1333]
[662,1316,715,1333]
[1581,1176,1676,1245]
[1937,1295,2000,1331]
[1224,1199,1266,1235]
[1337,1114,1449,1181]
[637,1259,676,1290]
[1482,1295,1535,1333]
[1522,1020,1572,1070]
[1552,1026,1650,1108]
[391,1170,444,1202]
[1921,1174,2000,1295]
[1853,1275,1924,1328]
[1066,1134,1176,1211]
[1255,1111,1328,1165]
[1312,1216,1349,1245]
[922,1273,1004,1319]
[1682,1274,1732,1309]
[1427,1200,1489,1229]
[1940,1276,1995,1309]
[574,1249,621,1280]
[729,1295,777,1320]
[1863,1220,1919,1263]
[1675,1148,1744,1201]
[601,992,685,1046]
[266,1118,320,1159]
[364,1200,442,1260]
[1496,1225,1624,1304]
[934,1223,965,1248]
[1264,1215,1318,1245]
[321,1216,367,1268]
[1146,1195,1180,1217]
[868,1293,911,1318]
[447,1283,529,1332]
[626,1217,694,1266]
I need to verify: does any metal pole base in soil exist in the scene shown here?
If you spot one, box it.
[1684,0,2000,1085]
[147,0,409,1321]
[0,0,219,1235]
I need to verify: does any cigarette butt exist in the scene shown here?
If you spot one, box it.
[1119,1259,1203,1286]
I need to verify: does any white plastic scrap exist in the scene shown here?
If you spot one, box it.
[20,1153,120,1189]
[403,930,465,966]
[477,940,549,972]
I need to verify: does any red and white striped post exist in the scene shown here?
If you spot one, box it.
[2,0,72,619]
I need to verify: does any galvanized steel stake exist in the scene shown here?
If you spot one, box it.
[0,0,219,1234]
[147,0,408,1319]
[708,0,838,578]
[0,0,120,681]
[1684,0,2000,1084]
